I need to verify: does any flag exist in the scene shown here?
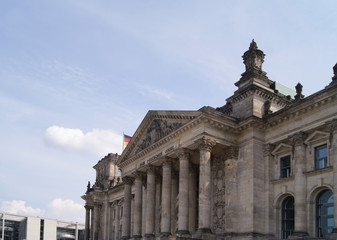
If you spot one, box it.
[123,134,132,147]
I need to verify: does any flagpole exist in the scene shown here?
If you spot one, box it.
[122,132,124,152]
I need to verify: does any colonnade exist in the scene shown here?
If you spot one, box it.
[120,137,216,239]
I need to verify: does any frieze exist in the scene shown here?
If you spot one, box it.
[148,152,163,163]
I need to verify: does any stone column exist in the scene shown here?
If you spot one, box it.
[122,176,134,239]
[142,184,147,236]
[195,137,216,234]
[145,165,156,239]
[115,203,121,240]
[189,165,197,234]
[91,206,95,240]
[161,159,172,237]
[177,148,190,236]
[289,132,308,238]
[133,172,143,239]
[155,176,162,236]
[84,205,91,240]
[170,170,178,234]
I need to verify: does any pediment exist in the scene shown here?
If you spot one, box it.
[272,143,292,156]
[118,110,201,165]
[304,131,329,145]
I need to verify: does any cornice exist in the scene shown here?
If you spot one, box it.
[265,86,337,129]
[227,84,291,107]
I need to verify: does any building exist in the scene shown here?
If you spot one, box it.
[0,212,85,240]
[82,40,337,240]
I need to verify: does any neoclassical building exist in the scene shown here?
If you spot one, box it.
[82,41,337,240]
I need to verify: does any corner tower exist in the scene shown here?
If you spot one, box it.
[220,40,292,120]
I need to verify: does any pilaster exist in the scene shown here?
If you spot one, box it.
[288,132,308,238]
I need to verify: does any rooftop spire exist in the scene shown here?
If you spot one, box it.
[242,39,265,72]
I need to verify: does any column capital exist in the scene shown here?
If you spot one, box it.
[264,143,275,157]
[145,164,158,174]
[326,118,337,133]
[84,205,92,210]
[289,131,307,147]
[122,176,134,185]
[132,171,145,180]
[162,157,173,168]
[195,136,216,152]
[176,148,192,160]
[223,146,239,160]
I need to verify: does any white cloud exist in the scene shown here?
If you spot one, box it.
[47,198,84,223]
[44,126,123,156]
[0,200,45,217]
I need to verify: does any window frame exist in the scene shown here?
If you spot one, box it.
[280,155,291,178]
[315,144,328,170]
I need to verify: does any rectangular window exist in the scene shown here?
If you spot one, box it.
[315,144,327,169]
[280,155,291,178]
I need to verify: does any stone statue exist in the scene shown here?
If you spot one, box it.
[86,181,91,193]
[332,63,337,81]
[264,100,272,116]
[295,82,304,101]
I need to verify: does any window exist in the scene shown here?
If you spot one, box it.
[316,190,334,238]
[315,144,327,169]
[40,219,44,240]
[280,155,291,178]
[282,196,294,239]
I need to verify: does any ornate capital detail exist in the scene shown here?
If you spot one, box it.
[289,131,307,147]
[162,158,172,168]
[122,176,134,185]
[132,171,145,181]
[264,144,275,157]
[145,164,157,174]
[176,148,191,160]
[223,146,239,160]
[195,136,216,152]
[326,119,337,133]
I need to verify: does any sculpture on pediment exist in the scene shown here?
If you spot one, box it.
[136,119,183,153]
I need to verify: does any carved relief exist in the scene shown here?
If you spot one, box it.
[136,119,183,153]
[211,156,226,233]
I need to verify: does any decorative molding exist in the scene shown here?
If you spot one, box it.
[288,131,307,147]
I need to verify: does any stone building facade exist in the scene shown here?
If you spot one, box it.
[82,41,337,240]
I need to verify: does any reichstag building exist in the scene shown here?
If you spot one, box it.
[82,41,337,240]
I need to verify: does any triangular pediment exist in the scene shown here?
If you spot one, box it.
[272,143,292,156]
[118,110,201,165]
[304,131,329,145]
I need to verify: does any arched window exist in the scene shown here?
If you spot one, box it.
[316,189,334,237]
[282,196,294,239]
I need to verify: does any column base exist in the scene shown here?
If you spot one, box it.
[192,228,216,240]
[288,231,309,239]
[327,228,337,240]
[159,232,172,239]
[121,236,131,240]
[132,235,142,240]
[176,230,191,239]
[144,233,156,240]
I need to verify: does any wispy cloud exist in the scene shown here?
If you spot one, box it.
[44,126,123,156]
[139,85,173,101]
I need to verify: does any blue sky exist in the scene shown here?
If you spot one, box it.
[0,1,336,223]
